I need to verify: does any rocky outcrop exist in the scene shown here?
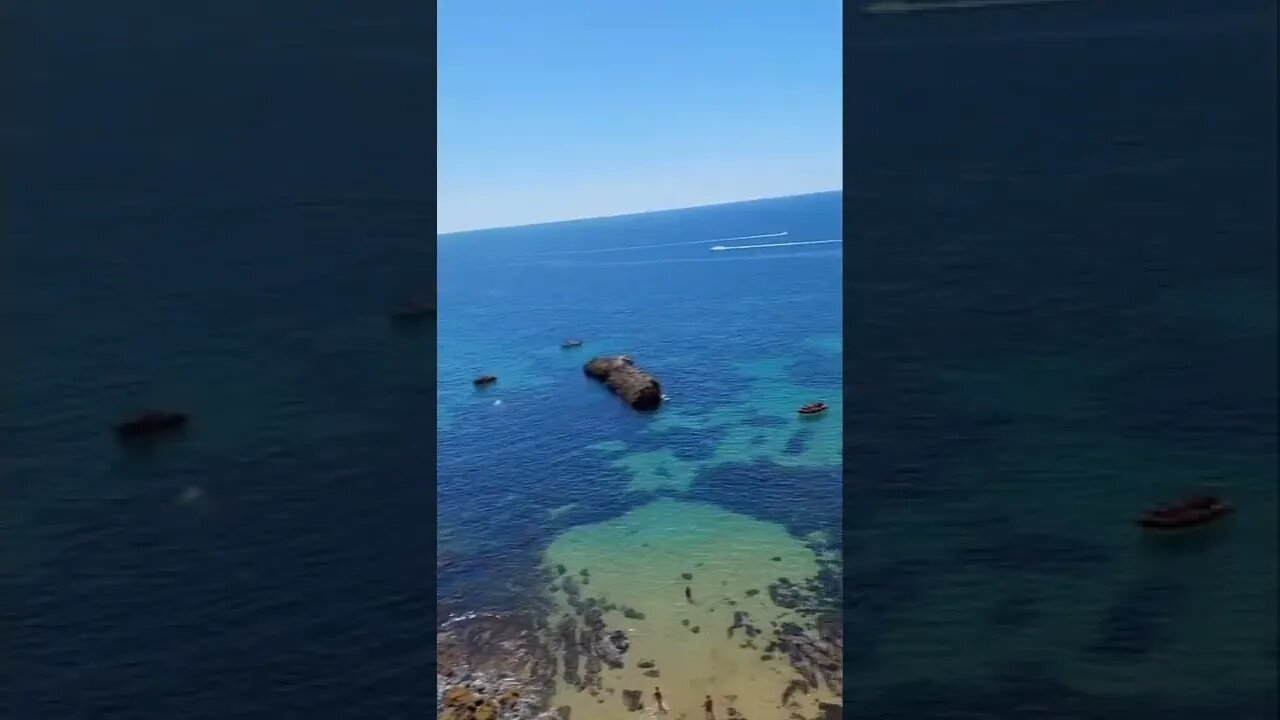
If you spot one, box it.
[436,613,558,720]
[583,356,662,411]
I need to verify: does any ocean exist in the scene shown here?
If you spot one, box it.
[8,0,1277,717]
[437,193,844,720]
[847,0,1277,716]
[5,3,436,717]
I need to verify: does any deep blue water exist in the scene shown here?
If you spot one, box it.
[436,192,844,621]
[848,0,1277,716]
[5,4,435,717]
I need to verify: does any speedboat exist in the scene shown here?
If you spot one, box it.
[1136,495,1233,529]
[798,402,829,416]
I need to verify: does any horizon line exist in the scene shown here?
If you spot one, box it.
[436,188,843,238]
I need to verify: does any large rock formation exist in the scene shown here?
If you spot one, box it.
[583,356,662,411]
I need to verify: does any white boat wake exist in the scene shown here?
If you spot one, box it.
[536,231,789,256]
[710,238,843,251]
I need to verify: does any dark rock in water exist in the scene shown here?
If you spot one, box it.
[562,577,582,597]
[555,564,567,575]
[592,629,628,668]
[643,669,660,678]
[818,702,842,720]
[779,622,805,637]
[114,410,189,440]
[745,589,760,597]
[556,706,572,720]
[622,607,646,620]
[769,580,805,610]
[609,630,630,653]
[681,572,693,580]
[473,375,498,387]
[761,654,773,661]
[781,678,809,706]
[637,660,655,669]
[690,625,700,634]
[579,568,590,576]
[771,556,782,562]
[583,356,663,411]
[681,619,690,627]
[621,689,644,712]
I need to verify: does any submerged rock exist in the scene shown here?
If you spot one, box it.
[621,689,644,712]
[781,678,809,707]
[583,356,663,411]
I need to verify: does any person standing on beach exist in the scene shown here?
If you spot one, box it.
[703,695,715,719]
[653,687,667,714]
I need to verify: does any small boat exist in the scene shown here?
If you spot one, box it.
[115,410,189,439]
[798,402,829,415]
[561,339,584,349]
[1136,495,1233,529]
[473,375,498,387]
[390,299,435,322]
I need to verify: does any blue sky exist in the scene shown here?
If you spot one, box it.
[437,1,842,233]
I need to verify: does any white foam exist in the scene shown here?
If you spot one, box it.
[710,238,843,251]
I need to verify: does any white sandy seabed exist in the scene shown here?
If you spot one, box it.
[542,499,840,720]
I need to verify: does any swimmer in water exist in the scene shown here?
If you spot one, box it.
[685,585,693,603]
[653,687,667,714]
